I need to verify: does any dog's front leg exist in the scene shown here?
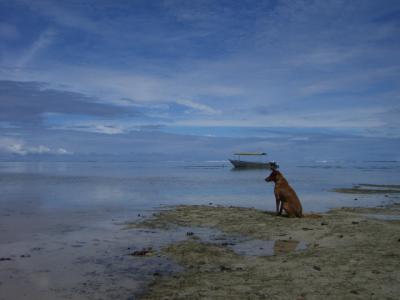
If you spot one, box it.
[274,191,281,215]
[279,200,284,215]
[276,199,282,215]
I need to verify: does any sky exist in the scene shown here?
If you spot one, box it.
[0,0,399,161]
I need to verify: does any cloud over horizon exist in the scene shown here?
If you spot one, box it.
[0,137,72,156]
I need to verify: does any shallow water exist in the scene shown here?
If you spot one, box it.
[168,227,308,257]
[0,160,399,299]
[229,239,307,256]
[362,214,400,221]
[1,160,399,214]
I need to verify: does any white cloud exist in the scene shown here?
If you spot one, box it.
[174,106,388,129]
[176,99,220,115]
[18,0,99,33]
[2,63,244,112]
[0,138,72,155]
[51,121,129,135]
[56,148,72,154]
[298,66,400,97]
[289,137,310,141]
[16,28,55,69]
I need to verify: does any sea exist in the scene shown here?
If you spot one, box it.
[1,160,399,216]
[0,160,399,299]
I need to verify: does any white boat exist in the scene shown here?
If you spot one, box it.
[229,152,278,169]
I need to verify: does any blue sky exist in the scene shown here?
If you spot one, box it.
[0,0,399,161]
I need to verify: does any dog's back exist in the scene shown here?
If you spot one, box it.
[267,170,303,217]
[278,178,303,217]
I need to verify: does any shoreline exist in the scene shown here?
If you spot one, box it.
[129,201,400,299]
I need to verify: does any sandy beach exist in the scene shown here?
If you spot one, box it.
[129,198,400,299]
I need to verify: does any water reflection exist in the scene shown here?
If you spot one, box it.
[230,239,307,256]
[274,240,303,255]
[1,161,399,213]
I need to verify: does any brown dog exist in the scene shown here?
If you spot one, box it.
[265,169,303,218]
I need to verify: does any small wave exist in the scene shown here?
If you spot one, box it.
[184,165,227,169]
[363,160,399,163]
[297,165,343,169]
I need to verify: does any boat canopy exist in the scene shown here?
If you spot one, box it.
[234,152,267,156]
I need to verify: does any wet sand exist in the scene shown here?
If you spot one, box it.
[129,201,400,299]
[0,212,185,300]
[332,183,400,194]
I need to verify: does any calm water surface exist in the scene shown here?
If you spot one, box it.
[1,160,399,215]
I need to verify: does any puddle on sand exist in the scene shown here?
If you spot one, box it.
[363,214,400,221]
[229,239,307,256]
[180,227,308,257]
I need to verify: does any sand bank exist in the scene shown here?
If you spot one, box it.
[129,202,400,299]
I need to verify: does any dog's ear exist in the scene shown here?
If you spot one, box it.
[270,161,279,170]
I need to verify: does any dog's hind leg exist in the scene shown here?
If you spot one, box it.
[282,202,295,217]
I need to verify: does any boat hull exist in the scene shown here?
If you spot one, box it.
[229,159,274,169]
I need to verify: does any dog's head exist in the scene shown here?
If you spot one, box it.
[265,169,282,183]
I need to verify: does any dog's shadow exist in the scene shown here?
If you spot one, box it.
[262,211,322,219]
[262,211,286,217]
